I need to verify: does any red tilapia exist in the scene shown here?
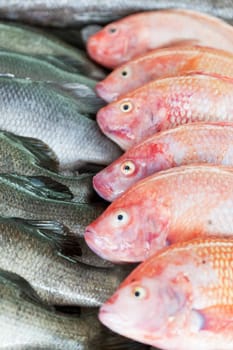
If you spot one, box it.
[97,73,233,150]
[99,237,233,350]
[93,122,233,201]
[87,9,233,68]
[85,165,233,262]
[96,46,233,102]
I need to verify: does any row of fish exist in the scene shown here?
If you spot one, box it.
[84,8,233,350]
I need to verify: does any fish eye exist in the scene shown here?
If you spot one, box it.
[120,160,136,176]
[112,209,129,227]
[108,27,117,34]
[132,286,147,300]
[120,101,133,113]
[121,68,130,78]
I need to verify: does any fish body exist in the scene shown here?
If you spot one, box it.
[0,173,104,237]
[86,165,233,262]
[0,0,233,26]
[0,23,105,80]
[93,122,233,201]
[0,217,126,306]
[96,45,233,102]
[99,237,233,350]
[88,9,233,68]
[97,73,233,150]
[0,77,121,170]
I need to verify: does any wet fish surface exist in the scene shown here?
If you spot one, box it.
[93,122,233,201]
[99,237,233,350]
[0,77,121,170]
[0,217,127,306]
[85,165,233,262]
[97,73,233,150]
[0,0,233,26]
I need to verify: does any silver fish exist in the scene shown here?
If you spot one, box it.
[0,22,105,79]
[0,77,121,170]
[0,0,232,26]
[0,217,127,306]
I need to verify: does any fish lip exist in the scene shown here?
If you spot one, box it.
[93,175,115,201]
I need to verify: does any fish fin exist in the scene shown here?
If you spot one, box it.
[95,329,148,350]
[8,217,82,262]
[1,174,73,201]
[4,131,59,172]
[0,268,54,310]
[191,306,233,332]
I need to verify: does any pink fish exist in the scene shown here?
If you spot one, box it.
[97,73,233,150]
[99,237,233,350]
[87,9,233,68]
[93,122,233,201]
[96,45,233,103]
[85,165,233,262]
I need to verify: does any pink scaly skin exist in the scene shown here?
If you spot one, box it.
[97,73,233,150]
[87,9,233,68]
[93,122,233,202]
[96,45,233,103]
[85,164,233,263]
[99,237,233,350]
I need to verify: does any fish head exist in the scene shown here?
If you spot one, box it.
[93,142,169,201]
[97,92,165,150]
[87,21,138,68]
[95,63,139,103]
[99,264,192,345]
[84,191,170,262]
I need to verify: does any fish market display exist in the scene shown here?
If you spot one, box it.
[97,73,233,150]
[99,237,233,350]
[0,173,105,237]
[96,45,233,102]
[86,165,233,262]
[0,0,233,26]
[0,216,127,306]
[0,77,121,170]
[0,131,99,203]
[93,122,233,201]
[0,23,105,79]
[88,9,233,68]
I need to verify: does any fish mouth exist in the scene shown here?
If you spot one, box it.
[95,82,118,103]
[93,174,115,202]
[102,126,134,150]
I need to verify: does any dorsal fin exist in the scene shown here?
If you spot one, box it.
[5,217,82,262]
[0,174,73,201]
[4,131,59,172]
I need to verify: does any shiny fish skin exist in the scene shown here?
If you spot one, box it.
[0,0,233,26]
[97,73,233,150]
[88,9,233,68]
[0,77,121,170]
[0,131,100,203]
[85,165,233,262]
[0,217,126,306]
[0,271,105,349]
[96,45,233,102]
[99,238,233,350]
[0,173,105,237]
[93,122,233,201]
[0,22,105,80]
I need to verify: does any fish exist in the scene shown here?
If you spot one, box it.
[97,73,233,150]
[0,77,121,170]
[0,269,143,349]
[0,173,105,237]
[1,0,232,27]
[96,45,233,102]
[93,122,233,201]
[0,216,128,306]
[85,164,233,262]
[99,237,233,350]
[0,50,105,114]
[0,130,100,203]
[0,22,105,80]
[87,9,233,68]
